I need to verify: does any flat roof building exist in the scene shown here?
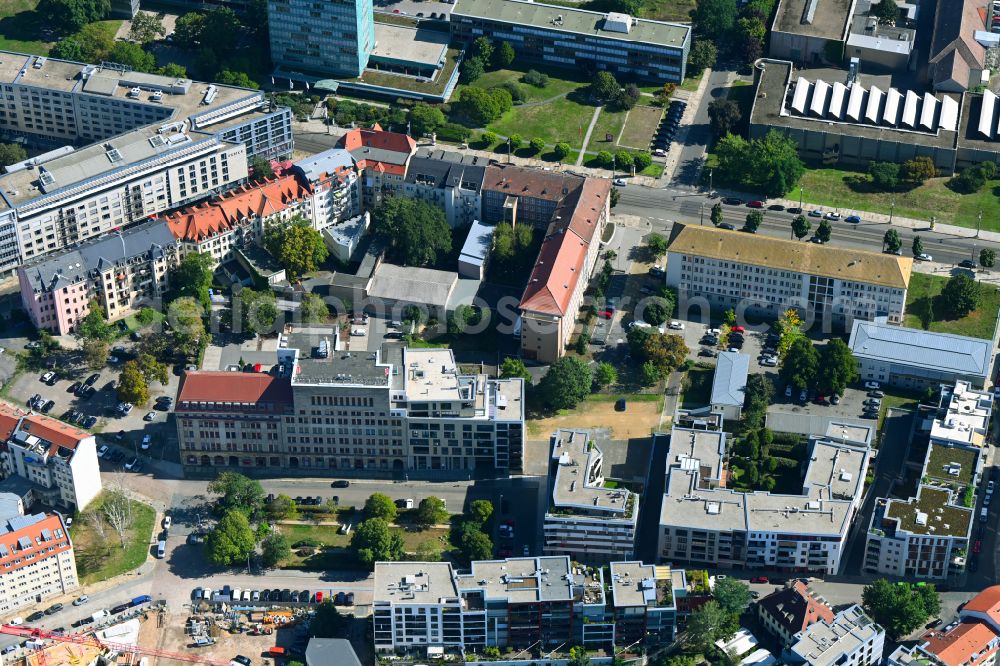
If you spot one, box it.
[930,381,994,449]
[786,604,885,666]
[769,0,856,64]
[268,0,375,77]
[848,319,993,390]
[608,561,681,647]
[450,0,691,83]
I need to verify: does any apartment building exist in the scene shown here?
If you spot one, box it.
[930,381,995,450]
[162,174,315,269]
[0,52,292,274]
[18,219,180,335]
[888,586,1000,666]
[450,0,691,83]
[268,0,375,77]
[757,581,834,647]
[175,326,524,476]
[786,605,885,666]
[658,425,871,575]
[0,509,78,616]
[665,224,911,326]
[544,429,639,563]
[338,125,416,208]
[849,319,994,391]
[0,403,101,511]
[403,152,486,228]
[608,561,680,647]
[291,148,362,233]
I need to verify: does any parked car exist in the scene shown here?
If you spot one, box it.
[868,390,885,398]
[613,178,628,186]
[960,259,978,269]
[144,411,156,421]
[916,253,933,261]
[864,381,881,390]
[760,356,777,367]
[768,204,786,211]
[668,321,684,330]
[747,200,764,208]
[699,348,717,357]
[615,398,627,412]
[97,445,109,458]
[718,222,735,230]
[331,480,350,488]
[823,212,841,220]
[41,371,55,384]
[44,603,64,615]
[808,209,824,217]
[798,389,808,403]
[846,215,862,223]
[722,197,743,205]
[125,457,139,471]
[750,576,769,583]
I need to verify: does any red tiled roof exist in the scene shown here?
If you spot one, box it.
[964,586,1000,616]
[338,124,416,155]
[922,622,1000,666]
[758,581,834,637]
[0,402,90,456]
[482,165,587,202]
[162,174,312,243]
[0,514,72,576]
[176,372,293,410]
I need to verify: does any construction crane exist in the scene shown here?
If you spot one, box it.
[0,624,232,666]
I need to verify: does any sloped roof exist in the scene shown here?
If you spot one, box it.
[519,224,590,316]
[338,124,415,175]
[0,513,71,576]
[0,401,91,456]
[929,0,986,89]
[483,165,587,202]
[711,351,750,407]
[963,585,1000,620]
[921,622,1000,666]
[176,372,293,409]
[758,581,834,638]
[848,319,992,378]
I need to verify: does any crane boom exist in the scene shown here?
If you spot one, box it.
[0,624,231,666]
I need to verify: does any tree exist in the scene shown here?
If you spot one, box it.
[106,41,156,72]
[615,149,634,171]
[352,518,405,564]
[173,252,215,305]
[508,134,522,151]
[538,357,592,410]
[816,219,832,243]
[634,151,652,171]
[460,56,486,83]
[39,0,111,33]
[868,161,900,190]
[688,39,718,76]
[912,235,924,257]
[265,494,298,521]
[610,187,620,208]
[260,531,291,568]
[693,0,738,38]
[77,300,114,341]
[459,524,493,561]
[941,274,981,318]
[817,339,857,396]
[364,493,398,522]
[82,339,110,370]
[471,35,494,62]
[596,150,614,168]
[128,11,165,44]
[902,156,936,184]
[981,248,996,269]
[415,497,448,527]
[568,646,591,666]
[166,297,207,358]
[249,154,275,183]
[480,130,498,145]
[500,357,531,382]
[234,288,278,336]
[554,142,572,160]
[117,361,150,406]
[686,601,737,653]
[871,0,900,23]
[311,602,349,637]
[263,217,329,280]
[716,131,805,197]
[205,509,256,566]
[713,578,752,617]
[643,297,671,326]
[0,143,27,169]
[883,228,902,253]
[208,472,266,518]
[619,84,641,110]
[743,210,763,233]
[201,7,241,53]
[591,71,621,103]
[723,308,737,327]
[300,292,329,324]
[708,99,741,139]
[495,41,516,68]
[791,214,811,240]
[647,233,668,259]
[173,12,206,47]
[862,579,939,639]
[159,62,188,78]
[640,360,661,386]
[522,69,549,87]
[779,337,819,390]
[529,137,546,154]
[371,197,451,267]
[50,38,88,61]
[217,70,259,89]
[100,480,135,550]
[408,103,446,136]
[593,362,618,388]
[735,14,765,62]
[711,203,724,226]
[136,353,169,385]
[469,500,494,526]
[642,333,689,378]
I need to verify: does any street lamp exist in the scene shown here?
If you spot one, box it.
[798,186,804,211]
[889,200,895,225]
[700,201,705,225]
[709,169,714,196]
[978,210,983,239]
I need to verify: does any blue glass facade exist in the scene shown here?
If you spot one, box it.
[268,0,375,77]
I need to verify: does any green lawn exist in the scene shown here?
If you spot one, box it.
[619,105,663,150]
[587,108,629,152]
[278,522,451,569]
[72,496,156,585]
[903,272,1000,339]
[354,46,461,95]
[793,168,1000,233]
[456,66,586,103]
[0,0,122,56]
[489,96,598,152]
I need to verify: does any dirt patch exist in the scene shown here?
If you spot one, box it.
[150,610,301,666]
[619,105,663,150]
[528,398,663,440]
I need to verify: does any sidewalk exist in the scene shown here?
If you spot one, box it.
[659,67,720,185]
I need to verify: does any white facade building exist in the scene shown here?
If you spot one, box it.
[785,605,885,666]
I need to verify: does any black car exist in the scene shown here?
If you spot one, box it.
[787,207,803,214]
[615,398,627,412]
[280,589,291,602]
[44,603,64,615]
[41,400,55,413]
[722,197,743,205]
[68,382,81,393]
[26,611,45,622]
[232,657,252,666]
[294,496,305,504]
[960,259,978,269]
[299,590,310,603]
[156,395,173,405]
[767,204,785,211]
[260,589,271,602]
[111,603,129,614]
[84,373,100,386]
[331,480,350,488]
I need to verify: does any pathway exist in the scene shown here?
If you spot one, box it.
[575,106,604,166]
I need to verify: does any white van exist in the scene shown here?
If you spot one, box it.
[981,507,989,522]
[156,540,166,558]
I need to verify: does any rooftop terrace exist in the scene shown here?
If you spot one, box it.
[885,486,972,538]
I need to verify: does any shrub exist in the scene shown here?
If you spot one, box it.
[522,69,549,87]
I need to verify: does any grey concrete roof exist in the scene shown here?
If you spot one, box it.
[549,429,636,518]
[374,562,459,604]
[407,154,486,191]
[367,263,458,309]
[710,351,749,408]
[789,605,884,666]
[293,148,356,181]
[305,639,362,666]
[21,219,177,293]
[772,0,854,40]
[459,221,494,267]
[848,319,993,379]
[457,556,575,603]
[370,24,450,67]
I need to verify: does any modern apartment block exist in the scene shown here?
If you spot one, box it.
[268,0,375,77]
[657,424,871,575]
[291,148,362,234]
[785,604,885,666]
[665,223,911,326]
[450,0,691,83]
[0,52,292,274]
[608,561,680,647]
[0,509,78,616]
[0,403,102,511]
[18,219,180,335]
[544,429,639,563]
[930,380,994,449]
[175,327,524,476]
[403,152,486,229]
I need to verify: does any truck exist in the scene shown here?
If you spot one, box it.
[131,595,152,607]
[91,609,110,623]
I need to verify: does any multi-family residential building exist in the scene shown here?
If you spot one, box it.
[888,586,1000,666]
[961,585,1000,633]
[0,52,292,274]
[450,0,691,83]
[18,219,180,335]
[849,319,994,390]
[756,581,834,647]
[480,167,611,363]
[162,174,315,268]
[403,152,486,228]
[544,429,639,563]
[0,509,78,616]
[175,326,524,476]
[864,432,980,580]
[930,381,995,450]
[338,125,416,207]
[0,403,101,511]
[786,604,885,666]
[665,223,911,326]
[608,561,680,647]
[267,0,375,77]
[658,424,871,575]
[291,148,362,233]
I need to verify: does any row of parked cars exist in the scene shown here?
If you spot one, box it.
[191,586,354,606]
[651,99,686,155]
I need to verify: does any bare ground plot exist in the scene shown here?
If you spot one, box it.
[527,396,663,440]
[619,105,663,150]
[148,610,295,666]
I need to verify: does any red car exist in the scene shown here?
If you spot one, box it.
[750,576,769,584]
[731,325,745,334]
[502,519,515,527]
[747,200,764,208]
[598,310,614,319]
[974,540,982,553]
